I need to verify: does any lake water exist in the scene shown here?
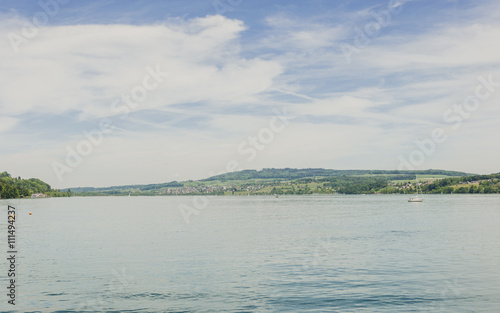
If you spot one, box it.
[1,194,500,312]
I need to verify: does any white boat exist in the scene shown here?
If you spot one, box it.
[408,177,424,202]
[408,196,423,202]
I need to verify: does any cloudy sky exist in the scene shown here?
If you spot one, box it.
[0,0,499,188]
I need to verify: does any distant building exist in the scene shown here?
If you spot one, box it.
[31,193,47,198]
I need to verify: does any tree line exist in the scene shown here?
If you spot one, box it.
[0,171,71,199]
[420,174,500,194]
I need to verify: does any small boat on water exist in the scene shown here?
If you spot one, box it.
[408,176,424,202]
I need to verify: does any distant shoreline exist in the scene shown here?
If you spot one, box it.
[3,168,499,199]
[67,169,500,197]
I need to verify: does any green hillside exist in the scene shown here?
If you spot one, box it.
[420,173,500,194]
[69,168,482,196]
[201,168,470,181]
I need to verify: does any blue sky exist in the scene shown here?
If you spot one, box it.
[1,0,499,188]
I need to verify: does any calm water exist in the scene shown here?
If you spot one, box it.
[1,194,500,312]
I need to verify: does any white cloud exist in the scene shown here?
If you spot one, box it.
[349,23,500,73]
[0,15,282,118]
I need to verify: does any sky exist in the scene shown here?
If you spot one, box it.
[0,0,499,188]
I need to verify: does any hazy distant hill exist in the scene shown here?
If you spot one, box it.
[67,168,472,195]
[69,181,183,193]
[201,168,470,181]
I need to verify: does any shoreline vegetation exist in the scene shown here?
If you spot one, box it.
[66,168,500,197]
[2,169,499,199]
[0,171,71,199]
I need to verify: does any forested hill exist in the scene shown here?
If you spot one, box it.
[68,168,477,196]
[0,171,71,199]
[202,168,470,181]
